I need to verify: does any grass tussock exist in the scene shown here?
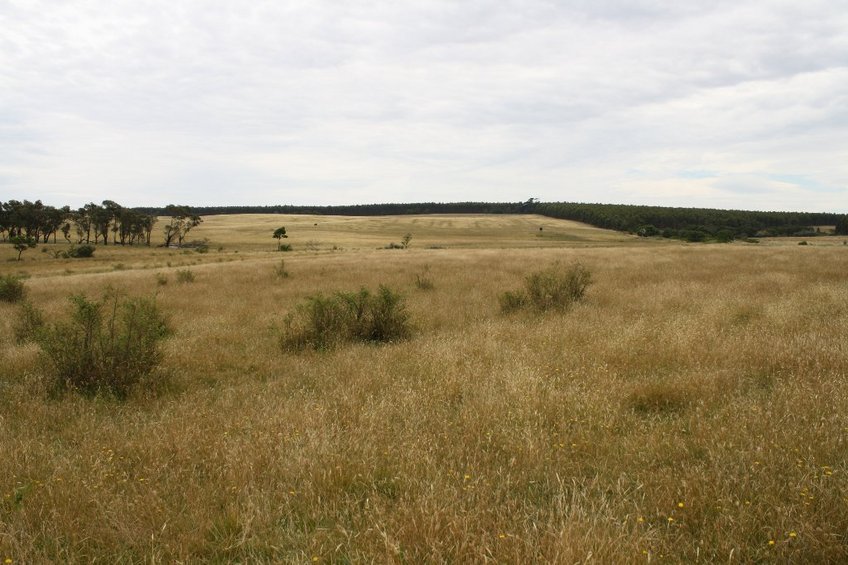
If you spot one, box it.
[626,379,695,415]
[280,285,411,351]
[175,269,195,283]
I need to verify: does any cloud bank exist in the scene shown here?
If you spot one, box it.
[1,0,846,211]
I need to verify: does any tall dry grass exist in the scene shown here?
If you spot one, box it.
[1,218,847,562]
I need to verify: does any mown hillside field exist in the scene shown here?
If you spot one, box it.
[1,214,847,562]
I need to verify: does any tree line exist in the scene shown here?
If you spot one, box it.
[0,200,202,247]
[532,202,847,240]
[132,201,525,217]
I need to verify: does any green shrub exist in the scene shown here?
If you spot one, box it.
[35,292,169,398]
[155,273,168,286]
[525,262,591,311]
[281,285,411,351]
[68,244,95,258]
[0,274,26,303]
[501,262,591,313]
[682,230,707,243]
[715,230,735,243]
[498,289,528,313]
[176,269,195,283]
[279,244,293,252]
[636,224,659,237]
[14,301,44,343]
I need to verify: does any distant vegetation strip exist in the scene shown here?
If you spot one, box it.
[3,199,847,248]
[134,201,848,240]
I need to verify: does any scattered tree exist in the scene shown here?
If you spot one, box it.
[10,235,36,261]
[273,227,288,250]
[163,205,203,247]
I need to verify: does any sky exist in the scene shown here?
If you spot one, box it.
[1,0,846,212]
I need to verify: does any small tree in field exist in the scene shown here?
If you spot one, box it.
[273,227,288,250]
[10,235,36,261]
[401,233,413,249]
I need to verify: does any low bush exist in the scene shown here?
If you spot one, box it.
[498,290,528,313]
[68,244,95,258]
[0,274,26,303]
[34,291,169,398]
[176,269,195,283]
[281,285,411,351]
[500,262,591,313]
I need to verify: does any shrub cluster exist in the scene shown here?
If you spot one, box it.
[0,274,26,303]
[281,285,411,351]
[500,262,591,313]
[34,292,169,398]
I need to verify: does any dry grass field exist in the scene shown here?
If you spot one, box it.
[1,214,847,563]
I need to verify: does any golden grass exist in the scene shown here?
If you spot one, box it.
[1,215,847,562]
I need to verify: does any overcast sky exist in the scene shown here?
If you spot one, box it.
[1,1,846,212]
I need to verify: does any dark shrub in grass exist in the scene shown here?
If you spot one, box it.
[68,244,96,258]
[281,285,411,351]
[35,291,169,398]
[0,274,26,303]
[500,262,592,313]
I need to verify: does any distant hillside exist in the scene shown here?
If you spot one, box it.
[134,201,847,241]
[6,199,841,245]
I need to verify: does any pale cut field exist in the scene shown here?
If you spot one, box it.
[188,213,640,250]
[1,215,847,563]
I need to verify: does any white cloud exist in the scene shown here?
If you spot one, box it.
[1,0,846,211]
